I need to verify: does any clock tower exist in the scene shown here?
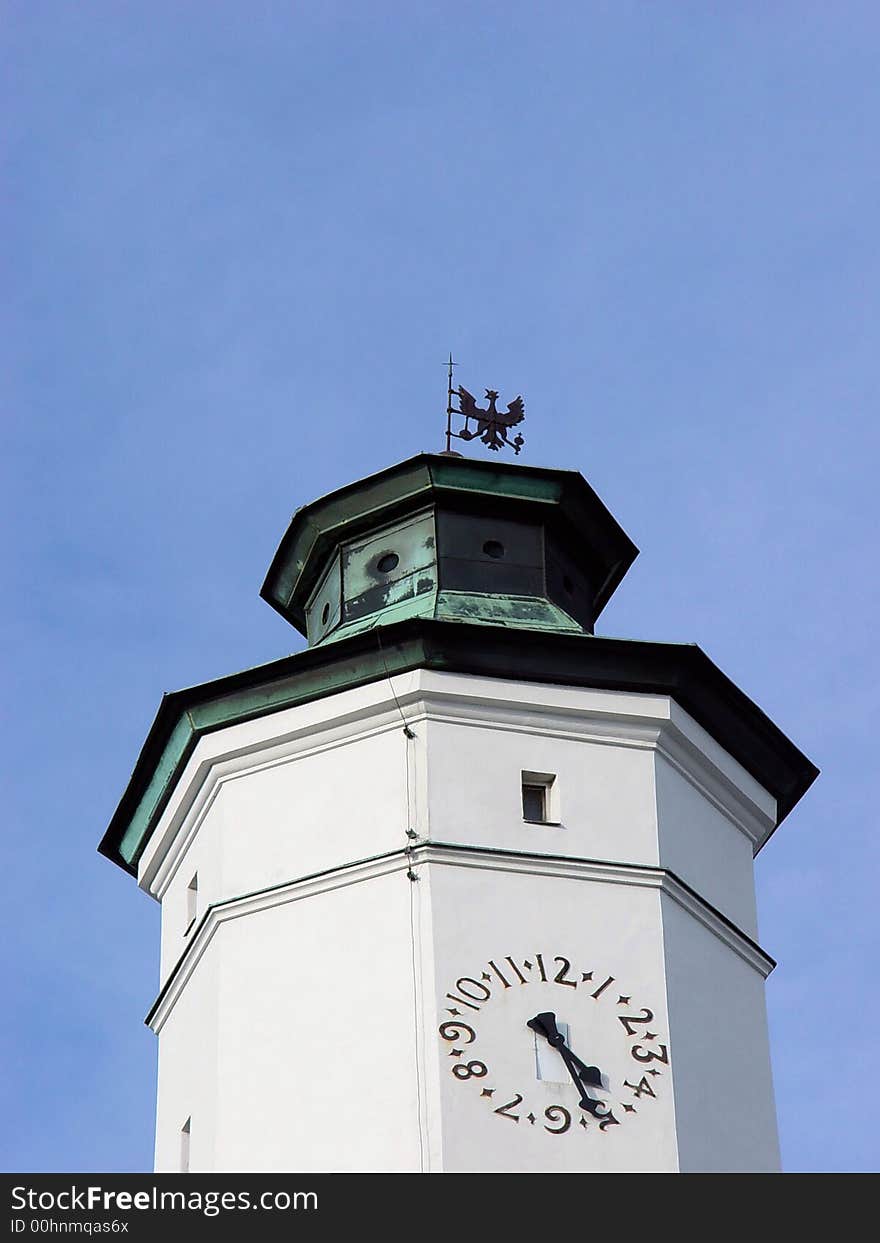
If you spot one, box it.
[100,452,817,1173]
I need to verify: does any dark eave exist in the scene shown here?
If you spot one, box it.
[99,618,819,876]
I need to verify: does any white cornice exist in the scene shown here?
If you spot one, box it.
[141,696,410,897]
[406,682,775,848]
[138,671,776,898]
[146,843,775,1035]
[421,844,775,977]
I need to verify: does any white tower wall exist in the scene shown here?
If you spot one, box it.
[140,669,780,1173]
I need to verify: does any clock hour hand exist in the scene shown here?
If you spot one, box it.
[527,1012,604,1106]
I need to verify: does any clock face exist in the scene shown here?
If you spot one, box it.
[438,949,669,1138]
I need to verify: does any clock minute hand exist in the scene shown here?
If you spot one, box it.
[527,1012,592,1098]
[527,1012,603,1106]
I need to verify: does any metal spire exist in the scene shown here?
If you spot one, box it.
[444,352,458,454]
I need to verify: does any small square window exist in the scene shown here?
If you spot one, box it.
[521,772,557,824]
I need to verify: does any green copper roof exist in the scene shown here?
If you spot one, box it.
[260,453,638,643]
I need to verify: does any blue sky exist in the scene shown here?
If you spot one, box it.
[2,2,877,1173]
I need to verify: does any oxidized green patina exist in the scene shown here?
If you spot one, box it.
[260,453,638,643]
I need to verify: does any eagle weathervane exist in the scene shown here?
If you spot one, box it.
[443,354,525,456]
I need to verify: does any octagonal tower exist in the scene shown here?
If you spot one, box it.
[100,453,816,1173]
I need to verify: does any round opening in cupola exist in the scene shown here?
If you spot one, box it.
[376,552,399,574]
[483,540,505,559]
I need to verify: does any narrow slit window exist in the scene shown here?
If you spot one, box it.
[185,873,198,934]
[180,1117,191,1173]
[521,772,557,824]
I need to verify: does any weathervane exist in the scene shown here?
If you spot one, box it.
[443,354,525,456]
